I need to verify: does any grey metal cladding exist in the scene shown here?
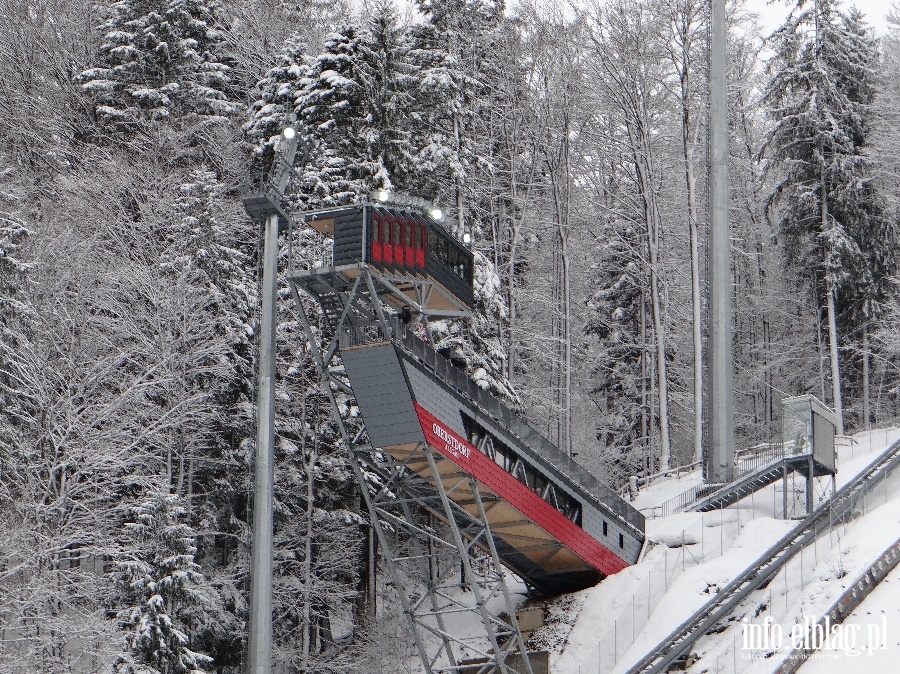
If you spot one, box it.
[333,211,364,266]
[399,358,468,438]
[398,347,637,529]
[464,397,644,541]
[426,253,473,306]
[470,405,642,553]
[582,508,641,564]
[394,343,645,562]
[340,344,424,448]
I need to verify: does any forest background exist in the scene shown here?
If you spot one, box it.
[3,0,900,672]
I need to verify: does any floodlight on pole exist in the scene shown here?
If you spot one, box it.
[282,126,296,140]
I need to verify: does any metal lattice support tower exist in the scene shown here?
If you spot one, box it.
[288,265,534,674]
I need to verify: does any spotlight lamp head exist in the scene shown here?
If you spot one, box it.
[429,207,444,222]
[463,232,472,245]
[282,126,296,139]
[375,189,391,202]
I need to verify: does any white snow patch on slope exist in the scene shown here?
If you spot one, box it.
[552,427,900,674]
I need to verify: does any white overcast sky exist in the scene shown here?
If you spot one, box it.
[388,1,896,36]
[752,0,896,35]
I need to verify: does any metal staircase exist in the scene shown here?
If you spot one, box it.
[688,454,819,512]
[660,444,835,517]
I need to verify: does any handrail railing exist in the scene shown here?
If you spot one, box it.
[623,442,788,500]
[658,482,727,517]
[658,444,791,516]
[735,442,785,476]
[339,323,388,349]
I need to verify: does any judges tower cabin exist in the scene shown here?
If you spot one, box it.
[302,201,474,314]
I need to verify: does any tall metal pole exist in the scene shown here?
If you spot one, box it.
[706,0,734,484]
[247,211,279,673]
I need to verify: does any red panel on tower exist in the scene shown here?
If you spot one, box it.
[404,217,415,267]
[372,213,383,262]
[417,222,426,268]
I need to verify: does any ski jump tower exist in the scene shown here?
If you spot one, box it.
[244,135,644,673]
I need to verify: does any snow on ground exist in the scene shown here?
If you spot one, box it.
[408,574,533,671]
[546,426,900,674]
[732,485,900,674]
[404,427,900,673]
[629,428,900,516]
[834,428,900,488]
[631,470,704,515]
[556,515,795,674]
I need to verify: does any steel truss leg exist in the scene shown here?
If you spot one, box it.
[288,270,533,674]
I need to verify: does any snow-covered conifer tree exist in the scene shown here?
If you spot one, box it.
[356,2,419,193]
[164,169,251,318]
[162,167,255,488]
[294,6,415,208]
[248,4,419,206]
[79,0,236,127]
[244,29,376,668]
[0,161,35,479]
[116,493,214,674]
[584,220,648,483]
[294,23,372,207]
[244,34,310,187]
[764,0,892,432]
[406,1,522,405]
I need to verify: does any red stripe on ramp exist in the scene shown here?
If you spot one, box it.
[414,403,629,575]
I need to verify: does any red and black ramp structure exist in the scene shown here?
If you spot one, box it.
[339,333,644,593]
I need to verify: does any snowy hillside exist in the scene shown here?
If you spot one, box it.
[531,428,900,674]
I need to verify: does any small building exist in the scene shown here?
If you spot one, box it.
[782,394,837,475]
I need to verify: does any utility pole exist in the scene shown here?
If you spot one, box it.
[705,0,734,484]
[243,125,301,673]
[247,210,279,674]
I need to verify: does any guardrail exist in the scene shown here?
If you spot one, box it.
[658,482,727,517]
[623,443,786,500]
[339,323,389,349]
[623,437,900,674]
[735,443,786,476]
[772,536,900,673]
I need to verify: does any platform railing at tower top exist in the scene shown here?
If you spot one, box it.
[338,323,387,348]
[733,442,786,478]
